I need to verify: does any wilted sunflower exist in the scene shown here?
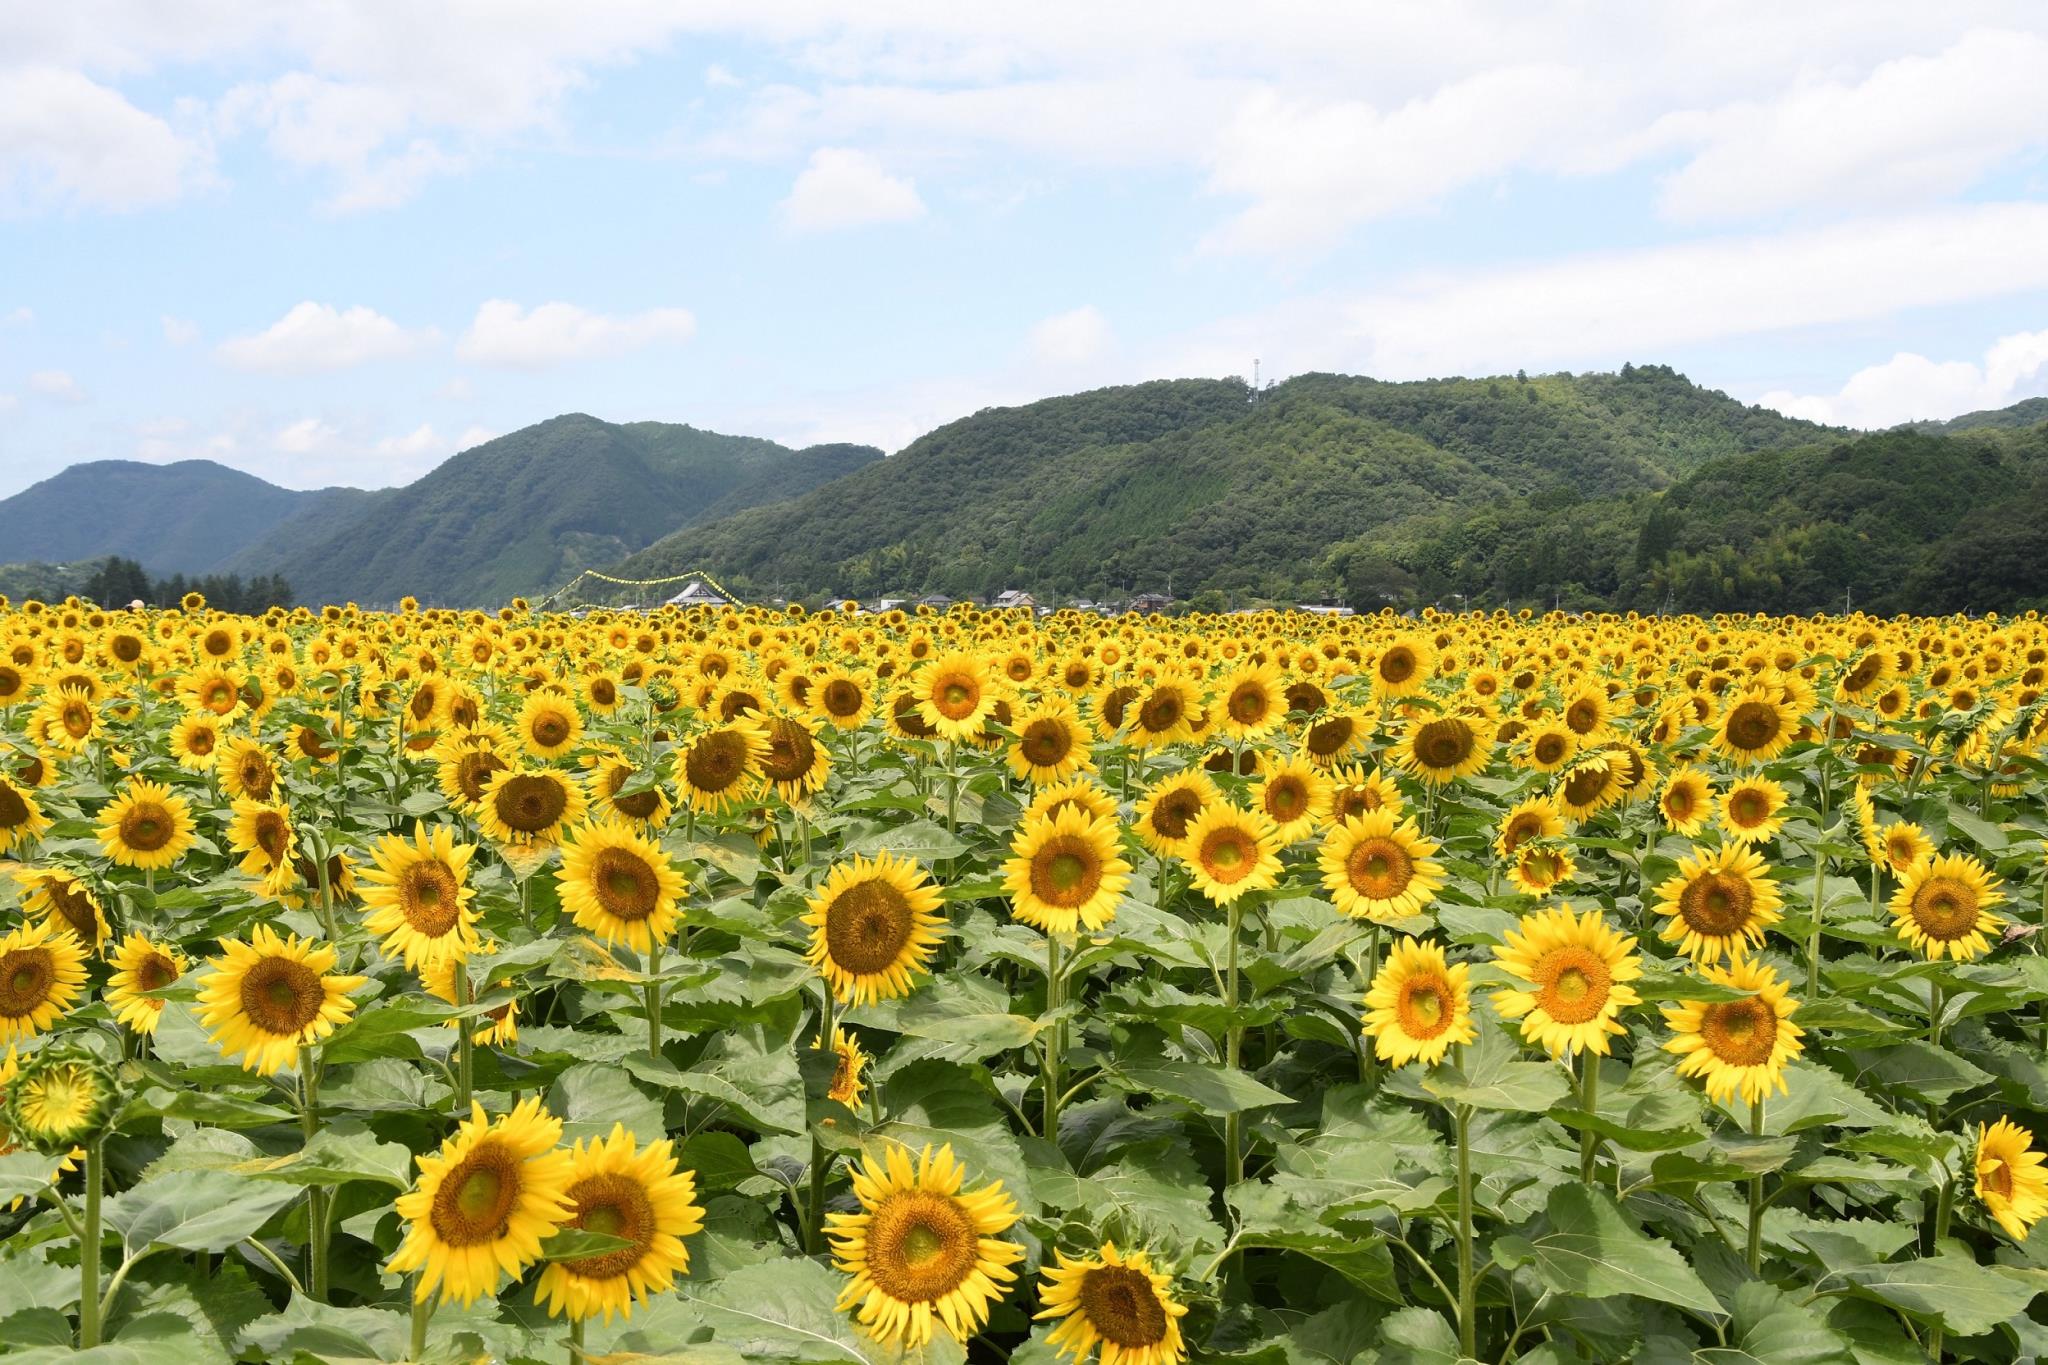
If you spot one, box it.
[388,1097,576,1307]
[105,931,185,1035]
[1974,1118,2047,1242]
[1132,770,1219,856]
[1397,713,1491,785]
[1320,811,1445,922]
[821,1026,869,1110]
[361,822,482,969]
[1363,937,1476,1068]
[1494,796,1565,860]
[1661,956,1803,1105]
[97,777,195,870]
[804,852,948,1005]
[1653,844,1784,963]
[1037,1241,1190,1365]
[559,818,686,955]
[218,735,280,802]
[1179,805,1283,906]
[1658,765,1715,837]
[1215,662,1285,740]
[758,712,833,804]
[168,711,224,771]
[827,1143,1023,1350]
[519,689,584,759]
[1492,905,1642,1058]
[1007,701,1094,786]
[677,718,771,815]
[1004,806,1132,935]
[534,1122,706,1322]
[226,797,296,880]
[0,774,50,855]
[1254,756,1331,844]
[915,651,1001,742]
[583,748,674,828]
[0,917,90,1043]
[1890,852,2003,961]
[194,924,365,1075]
[478,765,589,846]
[1719,776,1788,845]
[15,866,108,951]
[1712,689,1796,766]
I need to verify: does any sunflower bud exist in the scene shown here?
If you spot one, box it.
[2,1045,119,1154]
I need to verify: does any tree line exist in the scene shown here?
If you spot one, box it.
[84,557,295,614]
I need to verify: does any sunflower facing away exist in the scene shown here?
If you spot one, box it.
[1661,956,1804,1105]
[478,765,589,846]
[827,1142,1024,1350]
[804,852,948,1005]
[1491,905,1643,1058]
[105,931,185,1036]
[1974,1118,2047,1242]
[558,818,687,955]
[1036,1241,1190,1365]
[1004,806,1132,935]
[0,916,90,1044]
[1179,805,1283,906]
[1133,770,1219,857]
[361,822,482,969]
[97,776,196,871]
[1363,937,1476,1068]
[1890,851,2004,961]
[1319,810,1445,923]
[194,924,366,1075]
[758,712,833,804]
[1653,844,1784,963]
[388,1097,576,1306]
[534,1122,706,1322]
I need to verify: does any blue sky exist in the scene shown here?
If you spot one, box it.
[2,3,2047,498]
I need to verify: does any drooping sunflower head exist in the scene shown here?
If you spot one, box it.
[819,1025,869,1111]
[1179,804,1283,906]
[16,866,108,952]
[1973,1117,2047,1243]
[558,818,687,956]
[1003,805,1132,937]
[1319,809,1445,923]
[1661,956,1804,1105]
[1363,936,1476,1068]
[1890,852,2003,961]
[478,765,590,846]
[803,852,949,1006]
[1507,843,1576,897]
[1038,1241,1190,1365]
[361,821,483,969]
[1491,905,1642,1058]
[105,931,185,1036]
[0,916,90,1045]
[677,719,771,815]
[193,924,367,1076]
[1133,770,1219,856]
[97,776,196,871]
[535,1122,706,1323]
[1654,844,1784,963]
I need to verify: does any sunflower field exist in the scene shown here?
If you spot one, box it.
[2,595,2046,1365]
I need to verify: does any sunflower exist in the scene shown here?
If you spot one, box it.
[1004,807,1132,935]
[583,749,674,828]
[1037,1241,1189,1365]
[581,671,626,717]
[1518,721,1576,773]
[1132,770,1219,856]
[1254,756,1331,844]
[1491,905,1642,1058]
[39,685,101,752]
[804,853,948,1005]
[1658,765,1715,838]
[1876,820,1933,875]
[15,866,109,951]
[559,818,686,955]
[1372,637,1433,698]
[677,718,771,815]
[225,797,296,880]
[812,667,877,731]
[388,1097,577,1307]
[1554,754,1623,822]
[0,1048,83,1208]
[478,765,589,846]
[1653,845,1784,963]
[915,652,1001,742]
[1719,776,1788,846]
[361,822,482,969]
[1327,765,1404,826]
[1363,937,1476,1068]
[821,1026,869,1110]
[1890,852,2003,961]
[759,712,833,804]
[105,931,185,1035]
[519,690,584,759]
[1712,689,1797,766]
[1126,673,1202,750]
[1,1046,116,1154]
[534,1122,705,1322]
[1179,805,1283,906]
[1661,956,1804,1104]
[1494,796,1565,860]
[1028,778,1121,827]
[1320,811,1445,922]
[289,709,348,765]
[1008,701,1095,786]
[0,917,89,1044]
[0,774,50,855]
[169,711,224,771]
[95,777,194,871]
[1974,1118,2047,1242]
[1301,709,1367,769]
[194,924,366,1075]
[437,733,512,814]
[1508,844,1576,896]
[218,736,280,802]
[827,1143,1023,1351]
[1397,713,1492,785]
[1215,663,1285,740]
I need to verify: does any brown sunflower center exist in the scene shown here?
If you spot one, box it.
[823,679,864,717]
[866,1190,979,1305]
[1136,689,1184,734]
[456,750,508,804]
[1305,716,1354,757]
[1029,838,1103,908]
[1149,788,1202,840]
[1398,978,1452,1039]
[559,1171,654,1279]
[1699,996,1778,1066]
[0,784,28,828]
[1264,777,1307,822]
[238,954,325,1036]
[401,860,464,936]
[1346,838,1414,899]
[1198,828,1254,882]
[1728,788,1772,826]
[531,711,572,748]
[684,731,751,794]
[1663,784,1698,820]
[1228,682,1271,725]
[1564,700,1601,735]
[495,774,568,833]
[119,801,174,853]
[1561,766,1611,809]
[136,952,177,993]
[589,847,660,922]
[44,878,99,941]
[1533,947,1612,1024]
[824,878,916,975]
[603,763,662,819]
[1021,719,1072,765]
[431,1140,523,1247]
[1980,1156,2015,1200]
[1078,1263,1169,1349]
[590,679,617,707]
[1678,871,1756,937]
[0,948,53,1017]
[1414,719,1475,771]
[1379,649,1416,685]
[1910,878,1980,941]
[761,719,817,785]
[61,701,95,738]
[254,811,289,861]
[1725,701,1782,752]
[296,726,335,761]
[1501,813,1545,856]
[238,753,276,799]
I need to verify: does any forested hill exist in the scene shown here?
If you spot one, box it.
[611,366,1835,602]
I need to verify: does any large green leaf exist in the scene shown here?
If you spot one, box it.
[234,1125,414,1189]
[103,1171,300,1253]
[1110,1060,1294,1114]
[1833,1252,2045,1336]
[1493,1184,1721,1316]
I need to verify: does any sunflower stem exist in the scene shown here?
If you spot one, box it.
[1577,1053,1600,1184]
[454,962,475,1113]
[1746,1096,1766,1273]
[645,937,664,1060]
[299,1044,330,1300]
[2039,872,2047,1056]
[1928,1178,1954,1359]
[1455,1100,1477,1359]
[944,741,960,837]
[78,1138,103,1350]
[568,1314,586,1363]
[314,842,340,955]
[1041,933,1065,1140]
[1361,925,1382,1094]
[409,1286,434,1361]
[1223,897,1247,1196]
[1804,839,1827,998]
[1927,977,1945,1050]
[806,981,836,1257]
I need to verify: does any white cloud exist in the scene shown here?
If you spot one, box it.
[160,315,199,346]
[217,302,438,374]
[705,64,742,88]
[435,377,474,401]
[456,299,696,369]
[373,423,445,459]
[1028,306,1112,367]
[274,416,343,454]
[0,67,200,211]
[3,307,32,326]
[27,369,85,402]
[455,424,499,451]
[1759,328,2048,429]
[779,148,925,233]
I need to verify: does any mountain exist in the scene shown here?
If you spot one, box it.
[610,365,1837,603]
[0,461,362,576]
[1901,395,2048,435]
